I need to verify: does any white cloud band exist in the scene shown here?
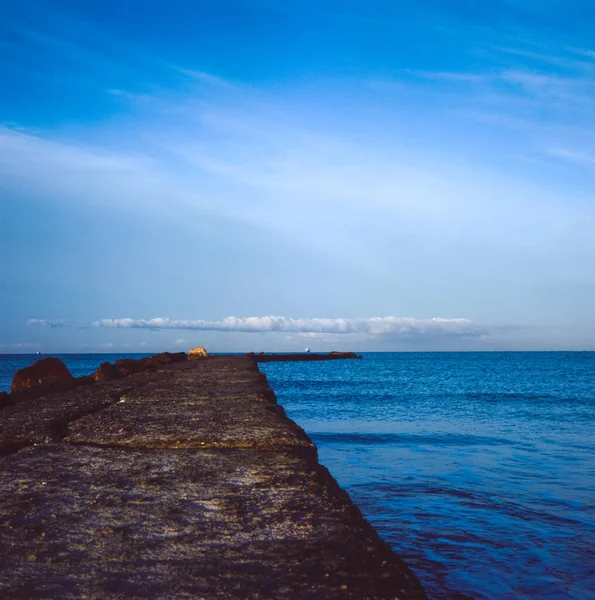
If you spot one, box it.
[86,316,485,338]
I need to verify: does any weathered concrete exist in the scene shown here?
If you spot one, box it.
[0,355,427,599]
[0,371,169,456]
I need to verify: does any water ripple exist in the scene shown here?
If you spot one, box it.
[311,431,518,447]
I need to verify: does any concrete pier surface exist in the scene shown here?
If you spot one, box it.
[0,355,427,599]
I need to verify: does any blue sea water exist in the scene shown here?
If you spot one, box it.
[259,352,595,600]
[1,351,594,599]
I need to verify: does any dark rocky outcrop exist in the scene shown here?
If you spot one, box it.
[10,357,75,395]
[114,352,187,376]
[113,357,150,376]
[143,351,187,368]
[5,353,190,405]
[75,374,96,386]
[93,362,124,382]
[0,355,427,599]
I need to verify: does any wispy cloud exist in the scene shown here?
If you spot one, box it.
[173,67,234,88]
[26,319,68,328]
[1,4,174,91]
[395,37,595,173]
[544,147,595,167]
[0,125,217,224]
[1,67,592,282]
[407,65,595,114]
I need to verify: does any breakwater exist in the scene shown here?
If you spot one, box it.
[250,351,362,362]
[0,353,426,599]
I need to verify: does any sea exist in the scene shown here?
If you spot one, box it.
[1,351,594,600]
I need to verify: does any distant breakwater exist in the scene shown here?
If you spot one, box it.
[250,351,363,362]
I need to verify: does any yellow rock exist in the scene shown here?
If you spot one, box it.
[188,347,209,360]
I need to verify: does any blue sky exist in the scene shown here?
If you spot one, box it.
[1,0,594,352]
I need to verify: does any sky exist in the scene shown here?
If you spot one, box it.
[1,0,594,353]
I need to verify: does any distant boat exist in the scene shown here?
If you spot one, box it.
[36,352,41,355]
[304,347,310,353]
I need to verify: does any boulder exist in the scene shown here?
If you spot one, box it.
[114,352,188,377]
[113,358,147,377]
[94,362,124,382]
[143,352,187,368]
[75,375,95,386]
[11,358,75,394]
[188,347,209,360]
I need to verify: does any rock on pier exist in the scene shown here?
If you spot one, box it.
[0,354,427,599]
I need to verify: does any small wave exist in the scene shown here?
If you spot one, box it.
[311,431,515,447]
[355,482,588,529]
[465,392,558,401]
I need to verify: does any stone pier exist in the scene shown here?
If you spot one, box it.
[0,355,426,599]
